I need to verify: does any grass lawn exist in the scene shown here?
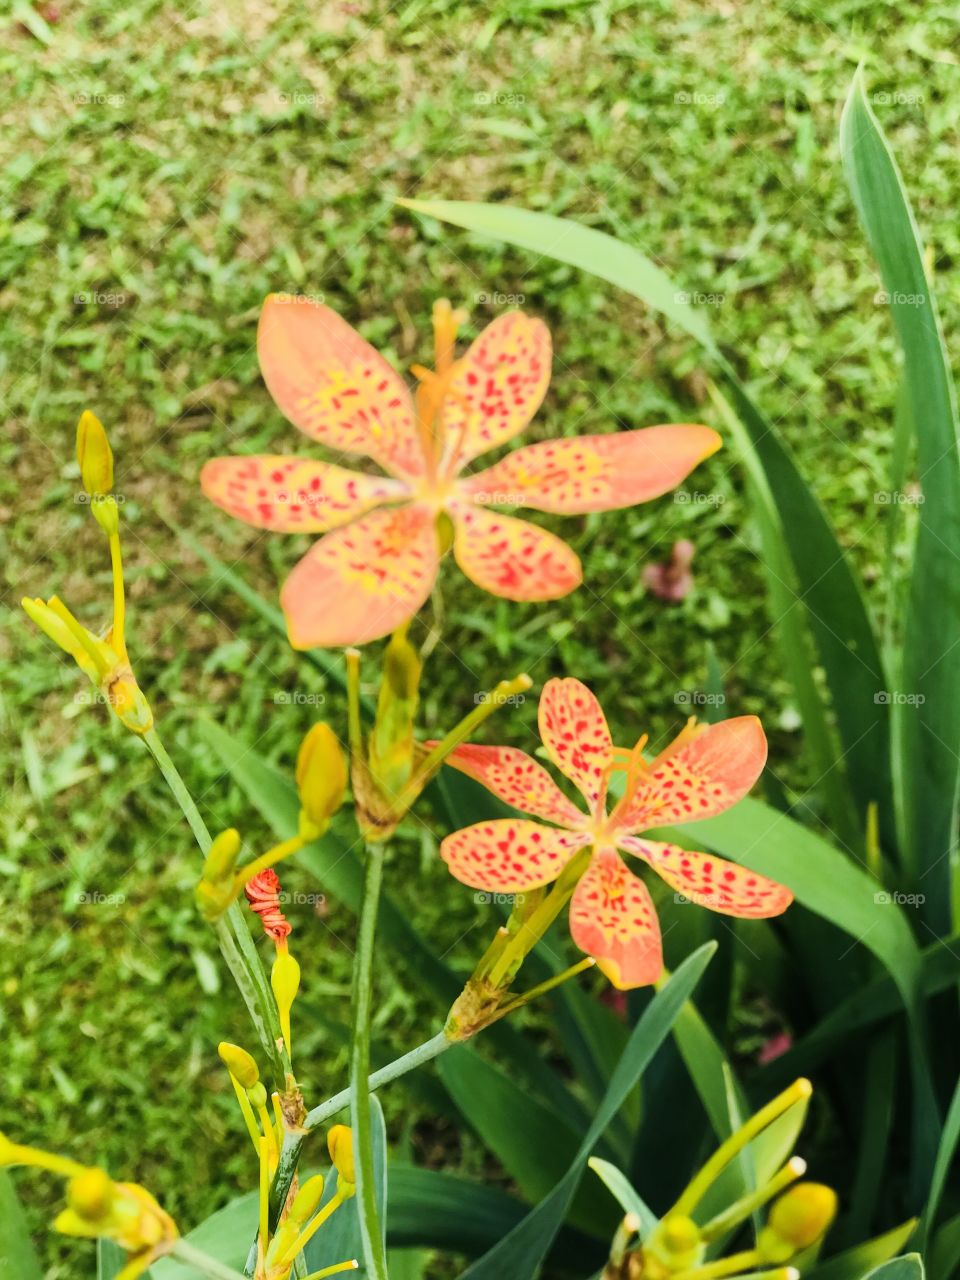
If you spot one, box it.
[1,0,958,1273]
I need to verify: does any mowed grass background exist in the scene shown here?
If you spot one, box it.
[1,0,958,1272]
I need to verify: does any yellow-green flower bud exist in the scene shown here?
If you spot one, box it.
[296,724,347,835]
[66,1168,115,1222]
[289,1174,325,1225]
[217,1042,260,1090]
[767,1183,837,1249]
[368,627,422,800]
[203,830,242,883]
[76,410,114,496]
[327,1124,356,1185]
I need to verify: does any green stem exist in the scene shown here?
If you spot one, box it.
[350,840,389,1280]
[306,1029,451,1130]
[394,672,531,813]
[143,727,288,1083]
[168,1239,248,1279]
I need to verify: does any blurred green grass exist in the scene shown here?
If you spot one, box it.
[1,0,958,1273]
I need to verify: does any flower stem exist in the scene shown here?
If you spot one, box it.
[671,1079,812,1217]
[350,840,389,1280]
[168,1239,248,1279]
[397,672,532,811]
[143,726,288,1083]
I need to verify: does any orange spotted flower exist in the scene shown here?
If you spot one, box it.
[202,296,721,648]
[440,678,792,989]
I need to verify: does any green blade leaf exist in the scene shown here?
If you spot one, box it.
[921,1072,960,1245]
[863,1256,926,1280]
[437,1048,611,1237]
[841,68,960,933]
[587,1159,658,1238]
[708,384,858,846]
[460,942,716,1280]
[0,1172,43,1279]
[387,1166,599,1270]
[151,1195,259,1278]
[803,1223,918,1280]
[396,199,719,353]
[662,797,921,1002]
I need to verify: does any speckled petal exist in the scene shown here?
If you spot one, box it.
[568,847,662,989]
[257,294,424,479]
[201,455,408,533]
[461,426,721,513]
[538,677,614,815]
[622,837,793,919]
[616,716,768,831]
[451,505,581,602]
[436,742,588,827]
[280,504,439,649]
[441,819,589,893]
[441,312,551,469]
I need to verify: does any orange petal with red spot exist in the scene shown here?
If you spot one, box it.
[451,505,581,602]
[281,504,439,649]
[568,848,662,989]
[460,426,721,513]
[441,312,551,469]
[201,455,408,533]
[616,716,768,832]
[622,837,793,918]
[257,295,424,479]
[441,819,589,894]
[538,677,614,815]
[437,742,588,828]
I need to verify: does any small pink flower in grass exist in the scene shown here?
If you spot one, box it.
[643,537,695,602]
[439,678,792,989]
[201,296,721,648]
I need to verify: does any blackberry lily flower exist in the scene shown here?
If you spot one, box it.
[439,678,792,988]
[202,297,720,648]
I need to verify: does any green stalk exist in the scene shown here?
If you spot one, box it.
[168,1239,248,1279]
[143,727,287,1082]
[350,840,389,1280]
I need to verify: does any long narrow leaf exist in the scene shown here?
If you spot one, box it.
[708,383,858,846]
[0,1172,43,1279]
[841,69,960,933]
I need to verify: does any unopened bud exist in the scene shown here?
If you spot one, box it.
[203,830,242,883]
[66,1168,115,1222]
[327,1124,355,1185]
[217,1042,260,1090]
[76,410,114,496]
[296,724,347,834]
[761,1184,837,1261]
[289,1174,325,1225]
[369,628,421,800]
